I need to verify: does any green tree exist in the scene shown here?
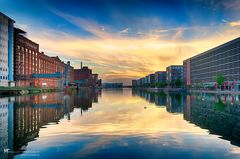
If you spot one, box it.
[174,79,182,88]
[215,74,225,86]
[215,98,225,112]
[156,82,167,88]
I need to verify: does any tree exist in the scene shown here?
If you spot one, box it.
[215,74,225,86]
[174,79,182,88]
[215,97,225,112]
[156,82,167,88]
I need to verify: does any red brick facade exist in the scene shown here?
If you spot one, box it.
[14,28,74,88]
[74,67,92,87]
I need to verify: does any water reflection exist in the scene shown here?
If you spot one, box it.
[132,89,185,113]
[1,89,240,159]
[133,89,240,146]
[184,93,240,146]
[0,89,100,159]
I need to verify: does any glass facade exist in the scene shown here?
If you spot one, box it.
[185,38,240,87]
[0,13,14,86]
[166,65,184,83]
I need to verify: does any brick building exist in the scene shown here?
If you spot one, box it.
[74,64,101,88]
[74,66,92,87]
[14,28,74,88]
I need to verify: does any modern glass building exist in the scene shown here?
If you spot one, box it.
[0,12,15,86]
[166,65,184,83]
[184,37,240,91]
[154,71,166,84]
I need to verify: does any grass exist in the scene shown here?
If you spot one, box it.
[0,86,68,96]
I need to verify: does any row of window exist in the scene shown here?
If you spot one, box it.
[192,55,240,69]
[191,65,240,75]
[192,71,240,79]
[191,45,240,62]
[0,67,7,72]
[0,59,7,63]
[192,75,240,82]
[0,76,8,80]
[17,40,38,50]
[0,104,8,108]
[0,112,8,117]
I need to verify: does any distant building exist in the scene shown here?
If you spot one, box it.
[184,37,240,91]
[132,80,137,87]
[148,74,155,85]
[166,65,184,84]
[0,12,15,86]
[74,66,92,87]
[102,83,123,88]
[97,79,102,88]
[90,74,98,88]
[154,71,166,83]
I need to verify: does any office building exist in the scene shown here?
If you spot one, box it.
[0,12,14,86]
[155,71,166,83]
[184,37,240,91]
[148,73,155,85]
[166,65,184,83]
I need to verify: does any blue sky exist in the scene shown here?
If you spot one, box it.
[1,0,240,84]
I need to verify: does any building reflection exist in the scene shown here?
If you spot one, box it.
[184,93,240,146]
[73,89,100,113]
[132,89,184,113]
[166,93,185,113]
[0,97,15,159]
[133,89,240,146]
[0,89,100,158]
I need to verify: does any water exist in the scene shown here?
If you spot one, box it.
[1,88,240,159]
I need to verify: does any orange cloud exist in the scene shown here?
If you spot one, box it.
[21,13,240,84]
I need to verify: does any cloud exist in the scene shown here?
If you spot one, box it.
[222,19,240,27]
[221,0,240,10]
[228,21,240,27]
[51,9,113,39]
[172,28,184,40]
[120,28,129,34]
[22,9,240,85]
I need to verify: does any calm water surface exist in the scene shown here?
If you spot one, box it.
[1,89,240,159]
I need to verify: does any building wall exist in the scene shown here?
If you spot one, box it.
[33,78,59,88]
[70,66,74,83]
[8,20,14,82]
[0,13,14,86]
[14,29,74,88]
[166,65,184,83]
[188,38,240,85]
[14,28,39,82]
[90,74,98,87]
[155,71,166,83]
[132,80,137,87]
[183,59,191,86]
[74,67,92,87]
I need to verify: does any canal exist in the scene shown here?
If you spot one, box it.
[1,88,240,159]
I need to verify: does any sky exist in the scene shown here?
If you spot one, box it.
[1,0,240,84]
